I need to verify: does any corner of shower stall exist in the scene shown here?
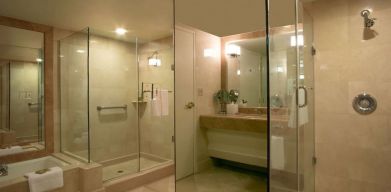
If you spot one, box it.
[59,27,175,182]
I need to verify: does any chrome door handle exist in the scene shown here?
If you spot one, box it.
[298,86,308,108]
[185,102,195,109]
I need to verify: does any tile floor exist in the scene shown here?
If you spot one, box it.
[127,164,267,192]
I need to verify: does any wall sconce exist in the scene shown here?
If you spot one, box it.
[148,51,161,67]
[225,44,241,57]
[290,35,304,47]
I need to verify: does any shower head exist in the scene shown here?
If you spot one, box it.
[361,9,376,28]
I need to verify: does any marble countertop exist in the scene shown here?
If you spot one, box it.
[200,113,288,133]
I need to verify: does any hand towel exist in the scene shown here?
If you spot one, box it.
[152,88,162,117]
[160,89,169,116]
[0,145,23,156]
[25,166,64,192]
[271,136,285,170]
[288,88,309,128]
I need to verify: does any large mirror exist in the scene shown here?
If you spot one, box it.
[0,17,53,160]
[224,33,267,108]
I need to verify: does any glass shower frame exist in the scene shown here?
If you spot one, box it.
[266,0,315,191]
[59,27,175,181]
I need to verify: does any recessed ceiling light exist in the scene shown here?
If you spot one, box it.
[115,28,128,35]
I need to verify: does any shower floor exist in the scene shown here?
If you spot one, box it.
[102,156,166,181]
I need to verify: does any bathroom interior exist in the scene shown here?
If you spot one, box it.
[0,0,390,192]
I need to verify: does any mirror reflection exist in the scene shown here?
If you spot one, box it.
[226,36,267,108]
[0,25,45,156]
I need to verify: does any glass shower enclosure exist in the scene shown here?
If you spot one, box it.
[267,0,315,191]
[59,27,174,181]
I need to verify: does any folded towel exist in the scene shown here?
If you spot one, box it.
[151,98,162,117]
[151,89,169,117]
[288,88,309,128]
[0,145,23,156]
[25,167,64,192]
[271,136,285,170]
[160,89,169,116]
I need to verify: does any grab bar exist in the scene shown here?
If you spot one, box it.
[97,105,127,111]
[28,102,39,106]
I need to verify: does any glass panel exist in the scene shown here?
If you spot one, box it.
[0,61,9,132]
[267,0,301,191]
[297,2,315,192]
[59,28,90,162]
[88,28,139,181]
[138,36,175,171]
[268,1,315,191]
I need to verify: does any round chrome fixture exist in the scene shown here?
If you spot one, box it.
[352,93,377,115]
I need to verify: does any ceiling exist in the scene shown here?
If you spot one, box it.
[0,0,173,42]
[176,0,297,37]
[0,0,297,42]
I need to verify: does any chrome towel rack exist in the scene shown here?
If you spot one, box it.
[28,102,39,106]
[97,105,127,111]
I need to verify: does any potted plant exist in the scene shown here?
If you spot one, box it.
[214,89,230,114]
[227,89,239,114]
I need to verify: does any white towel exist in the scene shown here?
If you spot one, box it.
[25,167,64,192]
[0,146,23,156]
[271,136,285,170]
[151,89,169,117]
[288,88,309,128]
[160,89,169,116]
[151,98,162,117]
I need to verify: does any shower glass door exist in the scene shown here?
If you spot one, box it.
[59,28,90,162]
[267,0,315,191]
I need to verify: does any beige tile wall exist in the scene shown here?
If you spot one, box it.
[193,27,221,171]
[89,34,139,162]
[306,0,391,191]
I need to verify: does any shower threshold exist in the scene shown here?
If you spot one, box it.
[101,153,170,181]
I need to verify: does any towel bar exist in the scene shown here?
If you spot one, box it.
[97,105,127,111]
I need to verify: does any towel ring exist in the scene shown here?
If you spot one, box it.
[352,93,377,115]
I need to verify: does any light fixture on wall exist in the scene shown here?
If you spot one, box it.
[237,69,241,76]
[76,49,85,53]
[36,58,43,62]
[277,67,284,73]
[203,48,216,58]
[290,35,304,47]
[226,44,241,57]
[115,28,128,35]
[148,51,161,67]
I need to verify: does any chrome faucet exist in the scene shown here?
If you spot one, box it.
[0,163,8,176]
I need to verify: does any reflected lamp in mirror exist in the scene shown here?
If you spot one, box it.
[148,51,161,67]
[225,44,241,57]
[290,35,304,47]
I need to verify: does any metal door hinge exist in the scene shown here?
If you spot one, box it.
[312,156,317,165]
[311,46,316,56]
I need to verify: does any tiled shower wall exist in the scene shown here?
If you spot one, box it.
[306,0,391,191]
